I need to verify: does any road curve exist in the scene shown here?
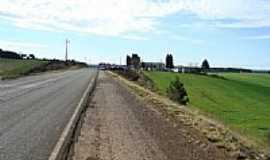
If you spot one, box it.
[0,68,96,160]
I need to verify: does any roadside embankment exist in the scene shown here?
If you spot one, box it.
[109,71,270,160]
[72,71,234,160]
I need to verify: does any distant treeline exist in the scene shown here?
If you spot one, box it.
[0,48,35,59]
[209,67,253,73]
[0,48,88,67]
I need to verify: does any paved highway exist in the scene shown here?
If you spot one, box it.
[0,68,96,160]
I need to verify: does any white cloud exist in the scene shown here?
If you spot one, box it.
[173,0,270,28]
[243,35,270,40]
[0,0,182,36]
[187,0,270,27]
[0,0,270,37]
[0,40,48,51]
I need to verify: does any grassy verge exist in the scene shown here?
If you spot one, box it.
[109,71,270,159]
[0,58,48,79]
[144,71,270,148]
[0,58,88,80]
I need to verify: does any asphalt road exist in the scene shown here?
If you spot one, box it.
[0,68,96,160]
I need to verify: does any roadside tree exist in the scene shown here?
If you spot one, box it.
[201,59,210,73]
[166,54,174,69]
[167,76,189,105]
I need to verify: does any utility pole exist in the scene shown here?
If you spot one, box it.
[65,39,70,61]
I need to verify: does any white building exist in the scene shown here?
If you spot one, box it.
[142,62,165,71]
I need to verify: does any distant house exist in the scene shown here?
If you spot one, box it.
[177,66,201,73]
[141,62,165,71]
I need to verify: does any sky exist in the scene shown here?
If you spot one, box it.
[0,0,270,69]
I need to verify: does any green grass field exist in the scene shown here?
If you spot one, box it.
[144,71,270,147]
[0,58,48,79]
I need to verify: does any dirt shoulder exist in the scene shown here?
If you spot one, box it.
[73,72,234,160]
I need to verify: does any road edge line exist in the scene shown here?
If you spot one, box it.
[48,70,99,160]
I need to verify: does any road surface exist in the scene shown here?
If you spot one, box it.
[73,72,232,160]
[0,69,96,160]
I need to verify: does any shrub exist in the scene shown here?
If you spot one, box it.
[115,69,140,81]
[167,76,189,105]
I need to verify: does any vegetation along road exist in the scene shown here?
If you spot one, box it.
[144,71,270,148]
[0,68,96,160]
[0,58,48,79]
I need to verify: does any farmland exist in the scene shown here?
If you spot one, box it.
[144,71,270,147]
[0,58,48,79]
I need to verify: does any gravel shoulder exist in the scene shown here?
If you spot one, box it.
[73,72,233,160]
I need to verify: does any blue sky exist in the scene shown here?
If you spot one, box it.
[0,0,270,69]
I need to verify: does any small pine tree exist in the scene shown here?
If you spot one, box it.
[167,76,189,105]
[201,59,210,73]
[132,54,141,70]
[166,54,174,69]
[126,55,131,66]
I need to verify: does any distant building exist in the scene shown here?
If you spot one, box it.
[142,62,165,71]
[177,66,201,73]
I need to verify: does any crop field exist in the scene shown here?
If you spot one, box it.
[0,58,48,79]
[144,71,270,147]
